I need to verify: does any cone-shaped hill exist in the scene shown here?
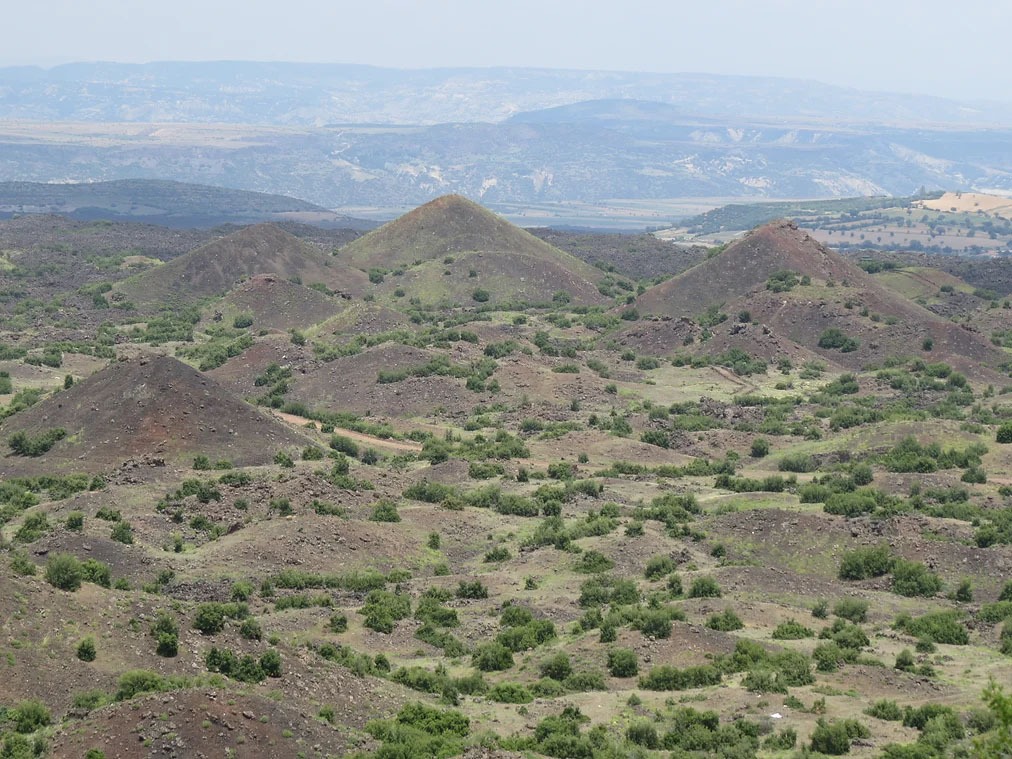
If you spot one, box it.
[339,194,607,306]
[116,223,368,310]
[0,355,310,474]
[201,274,345,333]
[634,220,1005,374]
[636,221,858,318]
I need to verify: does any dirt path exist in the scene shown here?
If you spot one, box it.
[710,365,759,395]
[271,411,423,452]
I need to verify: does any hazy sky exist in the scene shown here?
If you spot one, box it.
[4,0,1010,102]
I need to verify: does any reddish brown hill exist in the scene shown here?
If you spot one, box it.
[116,223,367,309]
[0,355,310,474]
[339,194,607,306]
[204,273,344,332]
[636,220,858,318]
[633,221,1006,375]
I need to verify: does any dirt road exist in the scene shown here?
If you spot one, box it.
[271,410,423,452]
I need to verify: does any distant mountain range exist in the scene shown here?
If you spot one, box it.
[0,63,1010,212]
[2,62,1010,126]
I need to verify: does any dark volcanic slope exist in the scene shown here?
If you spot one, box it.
[0,355,310,474]
[116,223,368,309]
[208,274,345,332]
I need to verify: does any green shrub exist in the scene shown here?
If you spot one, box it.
[833,598,870,623]
[456,580,488,599]
[644,555,677,580]
[562,670,607,691]
[821,618,870,650]
[361,590,411,633]
[767,270,800,292]
[574,549,613,573]
[607,648,638,677]
[329,434,360,457]
[115,669,174,700]
[205,647,269,683]
[370,500,401,522]
[639,664,721,690]
[45,553,83,591]
[813,642,845,673]
[810,718,869,754]
[839,544,894,580]
[706,609,744,631]
[891,559,943,597]
[996,422,1012,444]
[193,602,246,634]
[763,728,798,751]
[540,652,572,681]
[488,682,533,703]
[865,699,904,721]
[818,328,860,353]
[778,453,815,473]
[14,512,49,543]
[626,720,660,748]
[8,428,66,456]
[328,613,348,634]
[110,520,134,544]
[10,551,36,576]
[9,699,51,733]
[894,611,968,645]
[151,612,179,657]
[772,619,814,639]
[65,511,85,531]
[260,649,282,677]
[953,578,973,603]
[472,642,513,671]
[76,637,97,662]
[483,545,511,563]
[496,617,556,652]
[636,609,673,639]
[81,558,111,588]
[751,437,769,458]
[688,576,722,598]
[239,618,263,641]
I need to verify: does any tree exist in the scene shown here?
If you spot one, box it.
[975,679,1012,757]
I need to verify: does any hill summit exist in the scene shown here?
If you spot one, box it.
[116,223,367,310]
[340,194,606,305]
[0,355,309,474]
